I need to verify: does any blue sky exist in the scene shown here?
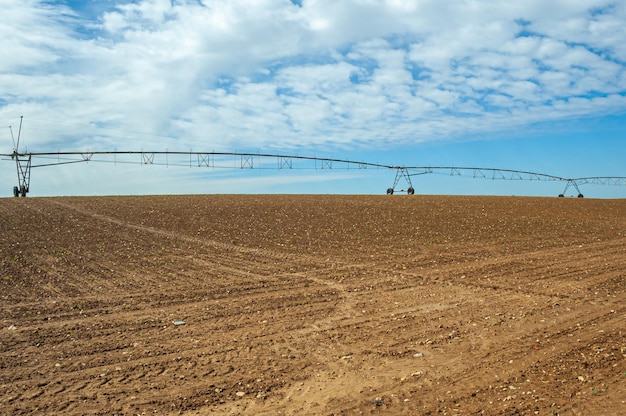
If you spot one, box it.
[1,0,625,197]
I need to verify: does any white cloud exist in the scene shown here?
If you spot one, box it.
[0,0,625,156]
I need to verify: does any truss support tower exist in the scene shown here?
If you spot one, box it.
[12,153,31,197]
[387,167,415,195]
[558,179,584,198]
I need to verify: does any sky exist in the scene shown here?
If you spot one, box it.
[1,0,625,197]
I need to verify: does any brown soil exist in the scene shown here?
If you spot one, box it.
[1,195,625,415]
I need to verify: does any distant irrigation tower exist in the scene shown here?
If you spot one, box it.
[3,117,626,197]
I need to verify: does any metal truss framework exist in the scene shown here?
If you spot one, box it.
[2,150,625,197]
[386,166,626,198]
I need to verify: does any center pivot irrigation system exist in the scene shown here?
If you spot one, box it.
[3,117,626,197]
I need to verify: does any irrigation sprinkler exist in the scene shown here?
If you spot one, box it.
[3,118,625,197]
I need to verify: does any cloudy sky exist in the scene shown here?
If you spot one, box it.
[1,0,625,197]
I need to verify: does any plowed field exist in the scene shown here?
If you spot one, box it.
[1,195,625,415]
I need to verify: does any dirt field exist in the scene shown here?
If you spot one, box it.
[1,195,625,415]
